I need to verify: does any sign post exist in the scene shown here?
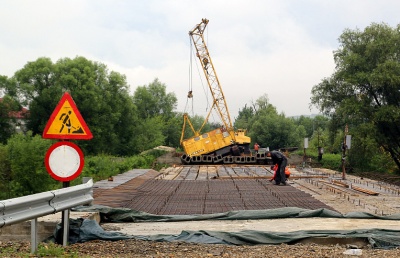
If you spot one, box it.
[42,92,92,246]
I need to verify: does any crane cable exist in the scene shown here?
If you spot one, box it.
[186,36,211,116]
[185,25,219,126]
[185,36,193,116]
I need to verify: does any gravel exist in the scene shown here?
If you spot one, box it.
[1,239,400,257]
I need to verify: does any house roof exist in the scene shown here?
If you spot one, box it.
[0,98,29,119]
[9,107,29,119]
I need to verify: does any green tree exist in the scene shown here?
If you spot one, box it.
[0,75,19,98]
[234,104,254,130]
[0,95,21,144]
[0,76,22,143]
[130,116,166,153]
[0,144,12,199]
[294,125,307,148]
[13,57,138,156]
[164,113,183,148]
[311,23,400,171]
[348,123,385,172]
[246,95,299,150]
[132,78,177,120]
[132,78,178,150]
[309,115,330,151]
[293,115,314,138]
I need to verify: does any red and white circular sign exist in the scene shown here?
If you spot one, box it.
[45,141,84,182]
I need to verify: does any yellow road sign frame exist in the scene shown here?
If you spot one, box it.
[42,92,93,140]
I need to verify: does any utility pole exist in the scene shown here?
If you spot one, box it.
[317,128,324,161]
[341,124,348,180]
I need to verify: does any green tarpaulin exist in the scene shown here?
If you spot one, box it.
[73,205,400,222]
[63,205,400,249]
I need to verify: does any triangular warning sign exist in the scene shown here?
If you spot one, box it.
[42,92,93,140]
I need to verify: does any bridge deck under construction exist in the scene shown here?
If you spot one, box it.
[93,166,337,215]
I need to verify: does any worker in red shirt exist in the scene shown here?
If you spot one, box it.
[254,142,260,153]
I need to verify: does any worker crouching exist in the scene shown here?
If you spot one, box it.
[266,150,288,186]
[269,164,291,184]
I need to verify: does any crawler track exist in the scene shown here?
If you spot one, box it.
[180,153,272,165]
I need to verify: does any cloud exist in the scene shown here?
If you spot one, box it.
[1,0,400,118]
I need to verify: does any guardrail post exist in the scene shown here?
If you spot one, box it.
[61,181,70,246]
[62,209,69,246]
[0,202,5,228]
[31,218,38,253]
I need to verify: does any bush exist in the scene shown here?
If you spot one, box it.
[77,149,166,183]
[6,132,59,197]
[0,144,11,199]
[318,153,342,171]
[0,139,168,195]
[368,151,397,174]
[294,149,342,171]
[80,155,119,181]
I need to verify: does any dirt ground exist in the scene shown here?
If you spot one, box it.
[2,239,399,258]
[153,146,182,166]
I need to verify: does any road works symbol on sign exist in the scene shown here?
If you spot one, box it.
[42,92,93,140]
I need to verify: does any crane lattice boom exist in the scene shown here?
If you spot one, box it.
[189,18,233,131]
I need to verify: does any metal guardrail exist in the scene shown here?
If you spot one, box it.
[0,179,93,253]
[0,191,55,228]
[0,179,93,228]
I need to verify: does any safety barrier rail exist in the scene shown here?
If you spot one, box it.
[0,179,93,228]
[0,179,93,253]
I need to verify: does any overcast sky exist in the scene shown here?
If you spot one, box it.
[1,0,399,120]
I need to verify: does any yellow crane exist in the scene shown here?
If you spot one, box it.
[180,18,253,164]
